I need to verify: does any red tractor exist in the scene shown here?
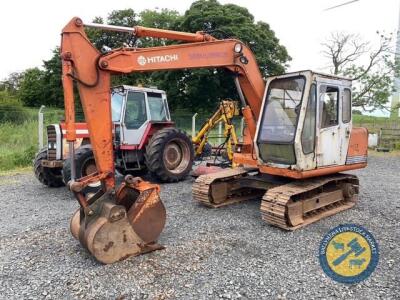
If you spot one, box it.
[34,85,194,188]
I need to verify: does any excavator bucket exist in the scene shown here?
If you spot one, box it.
[70,175,166,264]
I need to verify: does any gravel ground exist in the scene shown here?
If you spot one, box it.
[0,154,399,300]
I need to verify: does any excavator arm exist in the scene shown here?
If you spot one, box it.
[61,18,265,194]
[61,17,266,263]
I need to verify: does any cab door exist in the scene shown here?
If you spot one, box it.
[316,80,352,167]
[316,81,341,166]
[121,90,149,145]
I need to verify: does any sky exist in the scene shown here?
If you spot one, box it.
[0,0,399,110]
[0,0,398,78]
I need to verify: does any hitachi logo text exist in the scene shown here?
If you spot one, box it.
[137,54,179,66]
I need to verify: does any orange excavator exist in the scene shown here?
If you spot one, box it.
[61,17,367,263]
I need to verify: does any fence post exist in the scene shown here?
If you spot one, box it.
[38,105,45,150]
[192,113,198,138]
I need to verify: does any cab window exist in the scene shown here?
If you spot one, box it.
[301,84,316,154]
[342,89,351,123]
[124,92,147,129]
[111,91,124,122]
[147,92,168,121]
[258,76,305,143]
[319,85,339,128]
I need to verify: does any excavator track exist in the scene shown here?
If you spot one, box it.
[192,167,265,207]
[261,173,359,230]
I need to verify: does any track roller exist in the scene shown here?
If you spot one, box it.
[261,174,359,230]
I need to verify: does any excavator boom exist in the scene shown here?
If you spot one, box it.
[61,17,266,263]
[62,18,265,175]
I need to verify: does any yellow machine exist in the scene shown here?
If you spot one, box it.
[192,100,239,161]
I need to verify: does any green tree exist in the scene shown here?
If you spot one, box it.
[84,3,290,112]
[0,72,23,95]
[158,0,290,112]
[42,48,63,107]
[86,9,181,89]
[17,49,64,107]
[86,9,139,51]
[18,68,46,107]
[140,8,180,29]
[14,3,291,113]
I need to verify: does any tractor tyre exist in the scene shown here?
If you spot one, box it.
[62,145,101,194]
[33,148,64,187]
[145,128,194,182]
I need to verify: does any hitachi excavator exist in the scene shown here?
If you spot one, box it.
[61,17,367,263]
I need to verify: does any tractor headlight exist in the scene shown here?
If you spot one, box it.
[234,43,243,53]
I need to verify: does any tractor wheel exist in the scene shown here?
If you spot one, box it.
[33,148,64,187]
[145,128,194,182]
[62,145,101,194]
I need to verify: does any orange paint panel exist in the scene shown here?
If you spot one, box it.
[259,163,367,179]
[347,127,368,157]
[134,26,216,42]
[100,40,264,118]
[233,153,258,167]
[62,18,114,189]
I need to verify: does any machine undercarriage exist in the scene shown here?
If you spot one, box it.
[193,168,359,230]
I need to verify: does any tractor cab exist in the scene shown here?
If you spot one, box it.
[111,85,172,146]
[255,70,367,176]
[36,84,193,187]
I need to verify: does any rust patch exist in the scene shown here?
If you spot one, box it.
[132,190,160,223]
[118,254,131,262]
[103,241,114,252]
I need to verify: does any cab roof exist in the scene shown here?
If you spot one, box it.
[112,85,166,94]
[270,70,352,82]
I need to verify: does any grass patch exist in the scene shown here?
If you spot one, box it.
[353,115,400,133]
[0,108,63,171]
[0,166,31,176]
[368,149,400,157]
[0,121,39,170]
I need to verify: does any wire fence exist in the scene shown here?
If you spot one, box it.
[172,112,244,145]
[2,105,399,157]
[353,119,400,133]
[0,107,244,160]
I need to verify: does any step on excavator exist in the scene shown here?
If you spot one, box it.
[61,17,367,263]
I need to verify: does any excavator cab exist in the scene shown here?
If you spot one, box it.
[193,71,367,230]
[255,70,367,174]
